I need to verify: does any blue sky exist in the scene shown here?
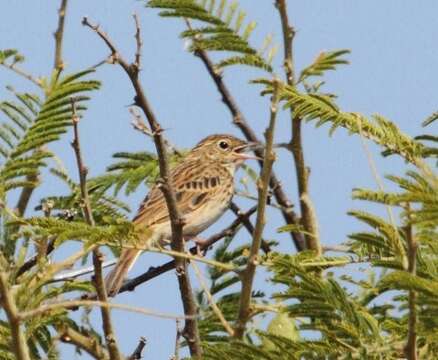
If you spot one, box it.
[1,1,437,358]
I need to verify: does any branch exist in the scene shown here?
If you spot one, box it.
[19,299,192,321]
[191,31,305,252]
[70,99,123,360]
[275,0,321,254]
[234,80,281,339]
[54,0,69,71]
[57,325,109,360]
[404,208,418,360]
[0,62,42,87]
[127,337,147,360]
[82,17,202,357]
[119,205,257,293]
[0,271,31,360]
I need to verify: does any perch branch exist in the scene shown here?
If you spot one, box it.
[234,80,281,339]
[119,205,257,293]
[82,16,202,357]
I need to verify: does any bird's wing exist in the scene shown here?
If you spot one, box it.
[133,161,229,227]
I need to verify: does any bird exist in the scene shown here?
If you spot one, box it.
[105,134,259,296]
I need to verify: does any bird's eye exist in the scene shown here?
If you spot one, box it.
[218,140,230,150]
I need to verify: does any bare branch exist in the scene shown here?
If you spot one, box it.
[128,337,147,360]
[275,0,321,254]
[235,80,281,339]
[54,0,69,71]
[0,271,31,360]
[82,17,202,357]
[70,98,123,360]
[133,13,143,71]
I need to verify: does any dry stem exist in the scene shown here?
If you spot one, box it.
[234,80,281,338]
[275,0,321,254]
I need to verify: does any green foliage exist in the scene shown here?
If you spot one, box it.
[0,70,100,196]
[147,0,276,72]
[298,49,350,83]
[254,79,426,165]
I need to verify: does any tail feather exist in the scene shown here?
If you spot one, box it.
[105,249,141,297]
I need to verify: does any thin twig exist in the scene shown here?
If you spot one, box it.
[128,337,147,360]
[54,0,69,71]
[0,62,42,87]
[235,80,281,339]
[0,271,31,360]
[275,0,321,254]
[404,206,417,360]
[70,99,122,360]
[192,261,234,336]
[133,13,142,71]
[130,107,182,156]
[57,325,109,360]
[19,299,194,321]
[119,205,257,293]
[188,22,305,252]
[82,17,202,357]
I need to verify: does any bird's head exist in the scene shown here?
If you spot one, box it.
[189,134,261,168]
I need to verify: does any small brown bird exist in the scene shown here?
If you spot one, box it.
[105,134,258,296]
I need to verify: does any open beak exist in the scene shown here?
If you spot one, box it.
[234,142,264,161]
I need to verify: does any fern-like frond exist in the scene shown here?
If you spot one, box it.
[254,80,425,165]
[298,49,350,83]
[0,70,99,194]
[147,0,274,72]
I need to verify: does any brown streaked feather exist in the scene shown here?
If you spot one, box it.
[132,160,232,228]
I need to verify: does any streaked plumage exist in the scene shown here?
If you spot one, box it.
[106,134,254,296]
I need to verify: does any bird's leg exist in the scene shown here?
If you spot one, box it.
[185,236,208,256]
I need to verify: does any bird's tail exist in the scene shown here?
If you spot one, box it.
[105,249,141,297]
